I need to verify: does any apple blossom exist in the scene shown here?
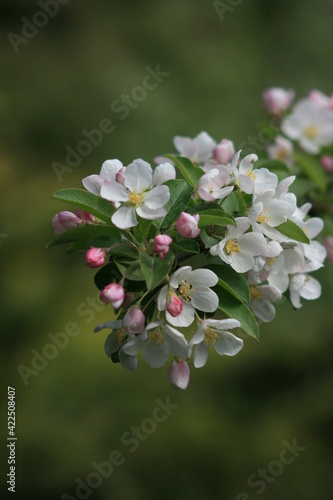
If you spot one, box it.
[263,87,294,116]
[85,247,106,268]
[267,135,294,166]
[197,167,234,201]
[231,151,278,195]
[173,131,216,164]
[82,159,124,196]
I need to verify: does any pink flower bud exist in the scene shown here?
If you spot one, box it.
[99,283,125,309]
[213,139,235,164]
[324,236,333,262]
[116,167,126,185]
[167,359,190,391]
[123,307,145,334]
[263,87,294,116]
[85,247,105,268]
[176,212,200,239]
[75,209,95,224]
[52,211,80,234]
[166,290,183,317]
[320,155,333,172]
[154,235,173,259]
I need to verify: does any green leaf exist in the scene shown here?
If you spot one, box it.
[171,239,200,254]
[215,286,259,341]
[140,253,174,291]
[209,264,250,303]
[52,188,116,223]
[294,152,327,192]
[94,262,122,291]
[200,230,219,249]
[197,209,235,228]
[108,245,138,259]
[154,180,192,230]
[133,218,151,242]
[165,155,203,188]
[66,240,90,254]
[276,219,310,244]
[114,259,144,281]
[46,225,120,250]
[221,192,239,214]
[254,158,290,172]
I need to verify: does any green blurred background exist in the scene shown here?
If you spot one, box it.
[1,1,333,499]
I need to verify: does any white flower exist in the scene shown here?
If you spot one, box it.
[266,135,294,167]
[190,319,242,368]
[157,267,219,327]
[173,131,216,164]
[249,189,296,229]
[249,283,281,323]
[122,321,190,369]
[210,217,267,273]
[289,274,321,309]
[100,159,170,229]
[152,162,176,186]
[231,151,278,195]
[197,167,234,201]
[82,159,123,195]
[282,99,333,154]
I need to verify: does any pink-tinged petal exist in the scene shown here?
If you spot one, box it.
[124,159,152,192]
[119,350,137,371]
[189,269,218,288]
[214,186,234,200]
[82,175,104,195]
[153,163,176,185]
[144,185,170,209]
[167,359,190,391]
[166,301,194,327]
[191,287,219,313]
[170,266,192,288]
[112,206,138,229]
[193,342,209,368]
[136,205,166,220]
[143,341,169,368]
[239,232,267,256]
[197,187,216,202]
[214,331,243,356]
[100,159,123,181]
[173,136,196,158]
[101,180,129,202]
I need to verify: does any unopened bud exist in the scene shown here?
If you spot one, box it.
[99,283,125,309]
[85,247,105,268]
[176,212,200,239]
[167,359,190,391]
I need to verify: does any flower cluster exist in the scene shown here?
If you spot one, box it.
[48,88,331,391]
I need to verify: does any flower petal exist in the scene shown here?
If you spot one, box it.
[189,269,218,288]
[164,326,190,358]
[100,159,123,181]
[193,342,209,368]
[101,180,129,202]
[214,331,243,356]
[153,163,176,185]
[136,205,166,220]
[144,185,170,208]
[112,206,138,229]
[166,301,194,327]
[191,286,219,312]
[119,350,137,371]
[82,175,104,195]
[143,341,169,368]
[124,159,152,192]
[170,266,192,288]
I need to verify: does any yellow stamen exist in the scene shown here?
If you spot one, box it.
[304,125,318,139]
[204,326,219,346]
[257,208,272,224]
[246,169,256,181]
[178,281,194,303]
[225,238,240,255]
[250,286,261,301]
[128,189,144,207]
[116,328,126,344]
[151,331,164,347]
[266,257,275,267]
[276,149,288,160]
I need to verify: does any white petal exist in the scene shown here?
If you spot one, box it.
[82,175,104,195]
[166,301,194,327]
[189,269,218,288]
[101,180,129,202]
[190,287,219,312]
[304,241,327,264]
[233,217,251,238]
[193,342,209,368]
[104,332,120,357]
[143,341,169,368]
[231,251,255,273]
[100,159,123,181]
[268,271,289,293]
[122,336,147,356]
[189,324,205,347]
[239,232,267,256]
[157,285,168,311]
[136,205,166,220]
[119,350,137,371]
[239,154,258,175]
[152,163,176,185]
[170,266,192,288]
[124,159,152,192]
[173,136,196,158]
[253,168,278,195]
[304,218,324,239]
[214,331,243,356]
[239,174,255,194]
[300,276,321,300]
[144,185,170,208]
[206,319,240,330]
[164,326,190,358]
[252,300,276,322]
[112,206,138,229]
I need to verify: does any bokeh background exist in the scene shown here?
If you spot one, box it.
[1,1,333,499]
